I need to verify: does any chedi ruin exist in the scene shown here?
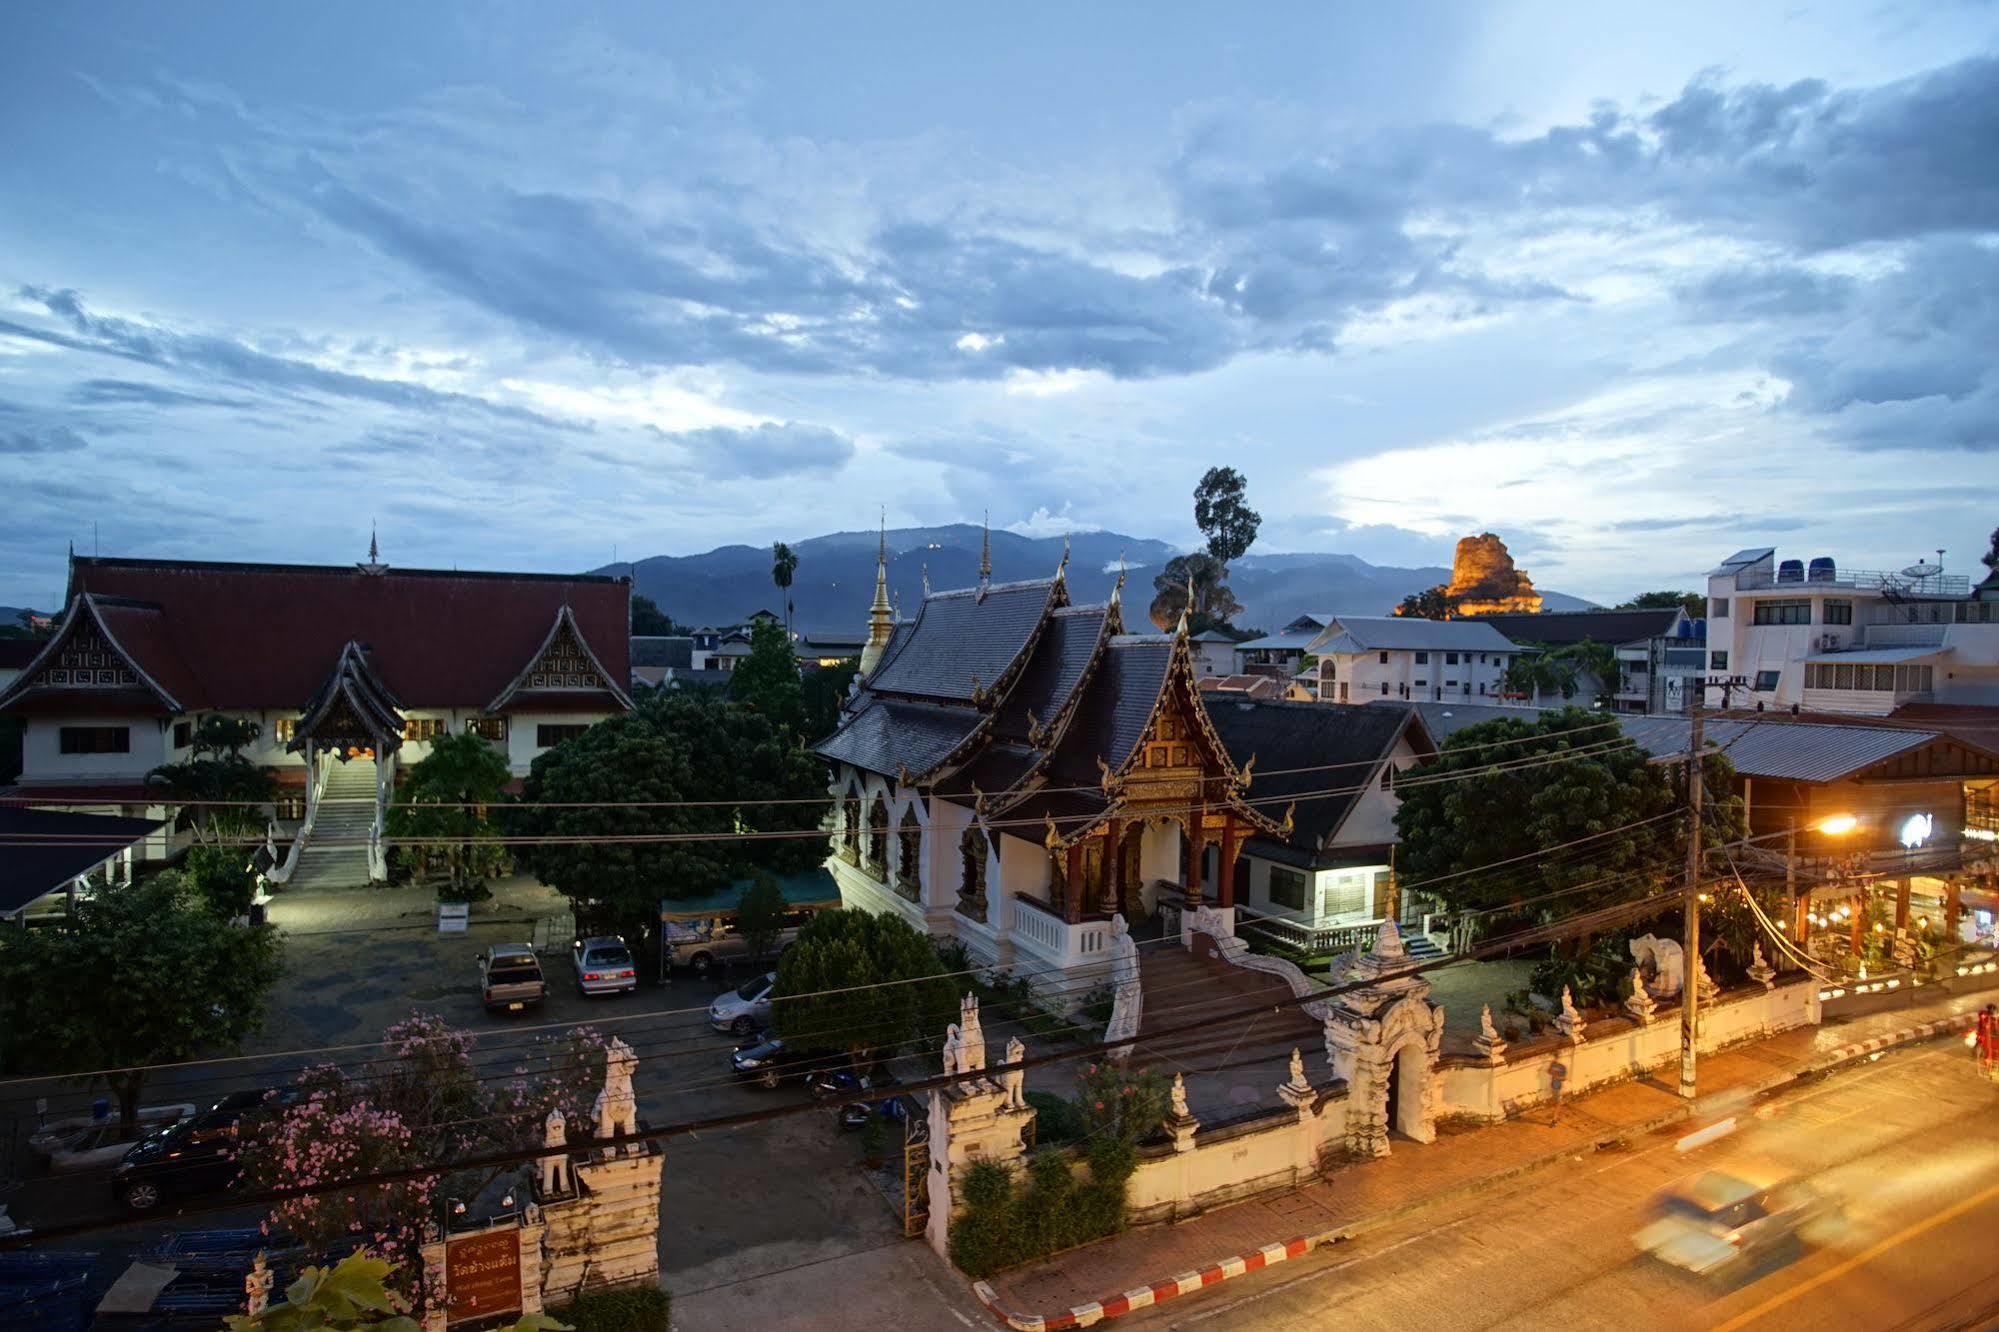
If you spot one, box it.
[1398,532,1543,617]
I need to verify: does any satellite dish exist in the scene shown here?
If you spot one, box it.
[1901,562,1941,580]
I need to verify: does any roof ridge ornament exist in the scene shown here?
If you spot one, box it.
[1240,754,1256,790]
[922,563,930,598]
[1054,534,1070,584]
[978,511,992,599]
[1043,811,1062,851]
[358,522,388,576]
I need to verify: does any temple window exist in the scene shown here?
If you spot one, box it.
[273,718,296,742]
[957,826,989,922]
[403,717,446,742]
[466,716,508,742]
[865,793,890,875]
[59,725,130,755]
[895,809,922,903]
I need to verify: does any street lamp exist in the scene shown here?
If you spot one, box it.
[1817,813,1859,836]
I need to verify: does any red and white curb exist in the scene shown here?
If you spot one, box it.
[1814,1012,1976,1069]
[973,1236,1315,1330]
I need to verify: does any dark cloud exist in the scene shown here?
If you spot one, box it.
[1675,266,1856,322]
[67,378,255,409]
[0,424,88,455]
[674,422,855,479]
[7,287,563,426]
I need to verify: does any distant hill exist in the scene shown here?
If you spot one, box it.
[0,606,52,631]
[599,527,1594,637]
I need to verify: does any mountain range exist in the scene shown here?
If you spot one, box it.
[598,526,1593,638]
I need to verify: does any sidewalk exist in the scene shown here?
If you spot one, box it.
[978,981,1999,1330]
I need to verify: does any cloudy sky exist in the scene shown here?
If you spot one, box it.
[3,3,1997,609]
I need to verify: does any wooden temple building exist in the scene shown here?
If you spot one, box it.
[814,533,1291,982]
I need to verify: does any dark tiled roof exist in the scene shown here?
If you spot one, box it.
[92,598,208,710]
[866,579,1058,703]
[50,556,629,710]
[1000,787,1110,837]
[0,806,163,915]
[1473,608,1683,647]
[993,605,1109,741]
[1207,699,1428,855]
[631,636,694,669]
[1048,636,1175,783]
[816,696,987,779]
[934,742,1042,800]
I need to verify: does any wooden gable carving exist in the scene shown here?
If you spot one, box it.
[522,621,604,693]
[29,618,140,691]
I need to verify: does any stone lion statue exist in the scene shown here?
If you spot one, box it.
[1629,934,1685,999]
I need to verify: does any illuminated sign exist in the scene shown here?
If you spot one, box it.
[1899,813,1934,849]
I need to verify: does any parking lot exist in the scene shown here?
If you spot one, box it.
[0,874,931,1302]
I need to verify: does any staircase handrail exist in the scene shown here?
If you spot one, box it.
[266,747,330,886]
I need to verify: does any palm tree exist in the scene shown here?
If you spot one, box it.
[771,541,799,640]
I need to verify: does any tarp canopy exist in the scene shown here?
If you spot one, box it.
[0,806,162,916]
[658,867,841,921]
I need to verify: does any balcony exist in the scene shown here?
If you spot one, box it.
[1008,893,1114,971]
[1236,908,1387,957]
[1738,567,1971,596]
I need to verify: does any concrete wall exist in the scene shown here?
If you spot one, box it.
[1438,980,1819,1123]
[1125,1094,1350,1226]
[21,714,170,780]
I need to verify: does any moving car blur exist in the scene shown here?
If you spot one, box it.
[1634,1167,1840,1279]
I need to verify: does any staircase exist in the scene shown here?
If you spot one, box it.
[1401,930,1447,962]
[288,761,378,890]
[1128,945,1325,1075]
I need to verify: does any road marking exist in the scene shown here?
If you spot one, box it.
[1709,1175,1999,1332]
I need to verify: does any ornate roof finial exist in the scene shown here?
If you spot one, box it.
[1054,533,1070,584]
[858,509,896,676]
[358,522,388,576]
[921,562,930,598]
[1043,811,1062,851]
[979,511,992,584]
[1109,549,1126,610]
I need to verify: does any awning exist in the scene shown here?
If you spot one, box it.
[659,867,842,921]
[0,806,163,915]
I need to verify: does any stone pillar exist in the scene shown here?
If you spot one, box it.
[537,1040,663,1307]
[1218,817,1238,909]
[517,1210,547,1317]
[924,999,1035,1261]
[1065,843,1084,925]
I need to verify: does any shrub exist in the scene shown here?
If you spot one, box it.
[1024,1091,1082,1144]
[547,1285,671,1332]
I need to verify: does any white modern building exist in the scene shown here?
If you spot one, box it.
[1308,617,1519,704]
[1703,548,1999,716]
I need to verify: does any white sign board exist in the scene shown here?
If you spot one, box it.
[438,902,470,933]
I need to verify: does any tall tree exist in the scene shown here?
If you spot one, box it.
[771,541,799,641]
[728,617,806,738]
[1393,705,1742,937]
[0,871,283,1127]
[386,730,513,900]
[1981,525,1999,575]
[774,908,956,1072]
[1618,590,1706,619]
[800,657,861,741]
[520,692,829,943]
[1147,553,1241,632]
[631,594,689,637]
[1192,467,1260,575]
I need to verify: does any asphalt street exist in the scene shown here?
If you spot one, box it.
[1114,1040,1999,1332]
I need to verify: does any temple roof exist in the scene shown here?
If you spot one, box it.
[815,697,988,780]
[0,555,631,714]
[1207,699,1434,855]
[1046,635,1176,784]
[866,578,1060,703]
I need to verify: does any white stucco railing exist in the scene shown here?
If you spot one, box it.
[265,746,330,886]
[1008,895,1113,971]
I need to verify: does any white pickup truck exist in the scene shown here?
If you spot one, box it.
[478,944,548,1013]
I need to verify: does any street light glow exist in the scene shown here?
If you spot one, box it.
[1817,814,1859,835]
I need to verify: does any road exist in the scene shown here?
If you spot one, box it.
[1116,1040,1999,1332]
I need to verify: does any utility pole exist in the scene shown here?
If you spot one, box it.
[1680,688,1705,1100]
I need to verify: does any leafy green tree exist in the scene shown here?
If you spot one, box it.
[771,541,799,640]
[184,842,260,917]
[1193,466,1261,576]
[1392,706,1742,935]
[1146,553,1241,633]
[727,618,806,738]
[801,657,860,741]
[0,871,283,1127]
[1617,590,1706,619]
[386,730,512,901]
[736,871,788,968]
[223,1247,568,1332]
[1394,587,1460,620]
[774,909,956,1071]
[1981,526,1998,576]
[520,692,829,943]
[631,594,689,637]
[147,714,277,840]
[1506,640,1619,703]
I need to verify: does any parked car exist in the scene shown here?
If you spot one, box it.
[729,1036,822,1090]
[478,944,548,1013]
[111,1088,296,1212]
[708,971,776,1035]
[30,1104,196,1174]
[665,908,818,978]
[571,936,639,997]
[1634,1170,1838,1278]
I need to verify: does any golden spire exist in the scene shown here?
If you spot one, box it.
[859,510,895,676]
[1054,533,1070,584]
[979,511,991,584]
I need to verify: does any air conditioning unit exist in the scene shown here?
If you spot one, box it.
[1816,633,1841,651]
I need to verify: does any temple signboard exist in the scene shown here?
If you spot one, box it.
[445,1227,521,1326]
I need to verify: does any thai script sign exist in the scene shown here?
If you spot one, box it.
[445,1227,521,1325]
